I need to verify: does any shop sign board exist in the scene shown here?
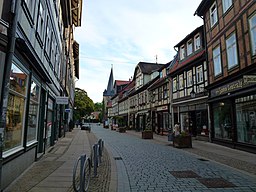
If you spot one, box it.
[56,96,69,105]
[211,75,256,97]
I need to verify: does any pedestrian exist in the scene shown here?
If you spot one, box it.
[174,123,180,136]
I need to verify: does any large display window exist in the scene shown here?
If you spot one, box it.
[212,101,232,140]
[27,79,40,144]
[4,63,28,152]
[236,95,256,145]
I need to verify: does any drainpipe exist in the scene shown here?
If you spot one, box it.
[0,0,21,190]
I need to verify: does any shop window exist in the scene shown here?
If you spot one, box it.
[27,80,40,144]
[213,46,222,76]
[236,95,256,145]
[249,13,256,56]
[226,33,238,69]
[210,2,218,27]
[4,63,28,153]
[213,101,232,140]
[222,0,232,14]
[46,98,54,147]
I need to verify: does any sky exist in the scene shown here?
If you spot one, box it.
[74,0,203,103]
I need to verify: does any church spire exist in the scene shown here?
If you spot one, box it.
[103,66,114,96]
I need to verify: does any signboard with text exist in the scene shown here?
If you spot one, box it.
[56,96,69,105]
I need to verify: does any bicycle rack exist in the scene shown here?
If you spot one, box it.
[73,154,91,192]
[91,139,104,177]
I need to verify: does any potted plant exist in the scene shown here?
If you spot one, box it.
[173,131,192,148]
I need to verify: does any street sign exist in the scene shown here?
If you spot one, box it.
[56,96,69,104]
[65,108,71,113]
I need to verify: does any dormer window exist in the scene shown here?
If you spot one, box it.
[194,34,201,51]
[187,40,193,56]
[180,45,185,60]
[210,2,218,27]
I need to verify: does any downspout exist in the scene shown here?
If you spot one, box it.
[0,0,21,190]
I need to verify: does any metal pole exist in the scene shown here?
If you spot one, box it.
[0,133,3,192]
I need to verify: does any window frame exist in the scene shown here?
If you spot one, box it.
[187,70,193,87]
[249,13,256,56]
[196,65,203,83]
[226,32,238,69]
[173,78,177,92]
[36,1,46,43]
[210,2,218,27]
[3,62,29,156]
[213,46,222,77]
[194,34,201,51]
[180,45,185,60]
[27,77,41,145]
[179,74,184,90]
[222,0,232,14]
[187,39,193,56]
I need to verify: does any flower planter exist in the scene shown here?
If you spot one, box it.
[142,131,153,139]
[118,127,126,133]
[173,135,192,148]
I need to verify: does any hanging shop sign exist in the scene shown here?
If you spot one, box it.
[56,96,69,105]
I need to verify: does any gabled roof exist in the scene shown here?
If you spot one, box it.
[133,62,164,80]
[138,62,165,74]
[174,25,204,48]
[114,80,130,87]
[194,0,215,17]
[118,80,135,102]
[169,50,205,76]
[148,76,168,91]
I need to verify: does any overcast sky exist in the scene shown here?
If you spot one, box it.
[74,0,203,103]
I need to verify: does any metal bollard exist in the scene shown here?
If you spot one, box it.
[93,144,98,177]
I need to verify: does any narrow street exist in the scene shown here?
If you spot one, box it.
[91,124,256,192]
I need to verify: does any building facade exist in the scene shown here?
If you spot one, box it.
[0,0,82,189]
[169,26,209,139]
[195,0,256,152]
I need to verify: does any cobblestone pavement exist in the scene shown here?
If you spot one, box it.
[86,131,111,192]
[91,125,256,192]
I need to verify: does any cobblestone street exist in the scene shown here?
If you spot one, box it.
[91,124,256,192]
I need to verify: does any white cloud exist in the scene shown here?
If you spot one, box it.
[75,0,203,102]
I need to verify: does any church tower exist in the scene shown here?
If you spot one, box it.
[102,67,114,127]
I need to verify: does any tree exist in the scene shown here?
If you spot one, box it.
[94,102,103,112]
[74,88,94,122]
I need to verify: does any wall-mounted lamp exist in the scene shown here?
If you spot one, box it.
[190,89,196,98]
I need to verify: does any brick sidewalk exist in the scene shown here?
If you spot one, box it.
[4,128,113,192]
